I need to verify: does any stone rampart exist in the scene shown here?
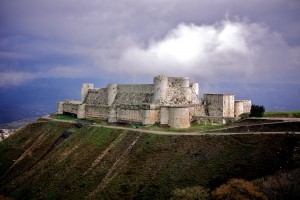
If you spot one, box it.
[117,84,154,93]
[168,106,190,128]
[82,83,94,102]
[85,105,109,119]
[234,100,244,117]
[167,77,190,87]
[107,84,117,106]
[204,94,224,117]
[223,94,234,117]
[116,108,143,123]
[62,102,80,115]
[242,100,252,113]
[154,75,168,104]
[84,89,108,105]
[160,107,169,125]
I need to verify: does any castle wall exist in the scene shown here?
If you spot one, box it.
[117,84,154,93]
[107,84,117,106]
[242,100,252,113]
[167,77,189,87]
[81,83,94,102]
[114,84,154,105]
[191,104,205,116]
[190,83,200,104]
[116,108,143,123]
[142,109,160,125]
[77,104,86,119]
[85,105,109,119]
[223,94,234,117]
[57,102,64,114]
[84,89,108,105]
[204,94,224,117]
[108,108,117,123]
[61,102,80,115]
[160,107,169,125]
[234,101,244,117]
[168,107,190,128]
[154,76,168,104]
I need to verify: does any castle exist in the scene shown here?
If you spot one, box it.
[57,75,251,128]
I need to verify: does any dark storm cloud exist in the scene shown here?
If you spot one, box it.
[0,0,299,87]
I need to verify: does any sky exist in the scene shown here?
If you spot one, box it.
[0,0,300,120]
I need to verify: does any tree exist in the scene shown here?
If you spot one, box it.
[250,105,265,117]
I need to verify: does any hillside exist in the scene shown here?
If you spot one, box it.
[1,120,300,199]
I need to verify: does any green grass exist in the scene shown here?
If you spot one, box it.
[144,123,226,132]
[264,110,300,118]
[53,114,77,120]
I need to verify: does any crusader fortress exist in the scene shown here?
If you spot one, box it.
[57,75,251,128]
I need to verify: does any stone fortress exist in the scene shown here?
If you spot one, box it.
[57,75,251,128]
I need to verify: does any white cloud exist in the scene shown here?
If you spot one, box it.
[102,19,299,85]
[0,72,38,86]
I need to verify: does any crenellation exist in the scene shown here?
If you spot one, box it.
[58,75,251,128]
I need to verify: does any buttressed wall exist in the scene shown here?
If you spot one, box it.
[58,75,251,128]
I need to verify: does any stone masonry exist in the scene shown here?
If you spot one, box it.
[58,75,251,128]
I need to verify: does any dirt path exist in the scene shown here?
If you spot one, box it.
[41,117,300,136]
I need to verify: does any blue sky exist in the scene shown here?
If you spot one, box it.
[0,0,300,118]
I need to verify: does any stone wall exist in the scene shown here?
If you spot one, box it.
[234,101,244,117]
[223,94,234,117]
[61,101,81,115]
[57,102,64,114]
[82,83,94,102]
[190,104,205,117]
[117,84,154,93]
[142,109,160,125]
[84,89,108,105]
[242,100,252,113]
[168,106,190,128]
[204,94,224,117]
[116,108,143,123]
[160,107,169,125]
[85,105,109,119]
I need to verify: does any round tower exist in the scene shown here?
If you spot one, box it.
[234,100,244,117]
[153,75,168,104]
[107,84,118,106]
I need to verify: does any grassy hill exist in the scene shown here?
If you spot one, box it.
[264,110,300,118]
[1,120,300,199]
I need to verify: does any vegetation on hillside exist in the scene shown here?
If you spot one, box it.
[264,110,300,118]
[0,121,300,199]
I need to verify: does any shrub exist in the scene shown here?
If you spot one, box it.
[211,179,267,200]
[171,186,210,200]
[250,105,265,117]
[261,168,300,200]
